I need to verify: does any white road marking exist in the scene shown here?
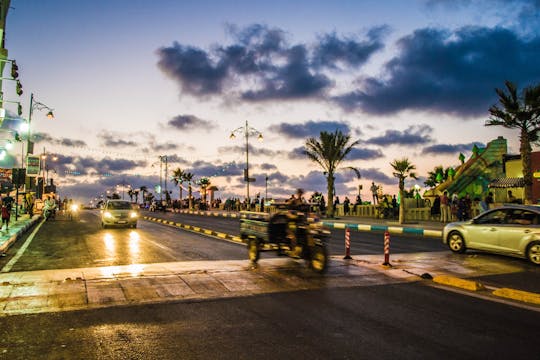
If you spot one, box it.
[1,219,46,273]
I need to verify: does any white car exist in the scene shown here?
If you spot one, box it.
[101,200,138,228]
[442,204,540,265]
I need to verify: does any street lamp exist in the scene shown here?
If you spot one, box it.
[230,120,263,206]
[26,93,54,156]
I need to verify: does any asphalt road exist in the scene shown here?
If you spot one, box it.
[0,210,247,272]
[0,282,537,359]
[143,210,449,255]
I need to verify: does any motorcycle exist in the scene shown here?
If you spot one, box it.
[43,207,56,221]
[68,203,79,221]
[240,205,330,273]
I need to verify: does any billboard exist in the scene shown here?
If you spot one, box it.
[26,155,40,176]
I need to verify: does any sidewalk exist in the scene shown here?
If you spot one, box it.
[0,213,41,255]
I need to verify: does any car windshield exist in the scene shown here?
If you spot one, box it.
[107,201,132,210]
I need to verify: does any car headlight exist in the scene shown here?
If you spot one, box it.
[104,211,113,218]
[70,204,79,212]
[130,211,138,218]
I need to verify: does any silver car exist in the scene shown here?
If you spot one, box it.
[443,204,540,265]
[101,200,139,228]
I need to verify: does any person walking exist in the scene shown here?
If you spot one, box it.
[1,194,13,231]
[440,191,450,223]
[370,182,378,205]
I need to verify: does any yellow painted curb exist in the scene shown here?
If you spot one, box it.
[433,275,484,291]
[492,288,540,305]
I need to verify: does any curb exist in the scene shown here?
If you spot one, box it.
[492,288,540,305]
[143,216,243,244]
[0,215,41,253]
[432,275,485,291]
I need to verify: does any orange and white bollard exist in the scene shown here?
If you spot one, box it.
[343,227,352,259]
[383,230,391,266]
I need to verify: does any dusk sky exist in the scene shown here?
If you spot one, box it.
[2,0,540,203]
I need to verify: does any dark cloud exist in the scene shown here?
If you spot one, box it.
[347,148,384,160]
[334,26,540,116]
[157,24,386,102]
[288,146,306,160]
[32,132,87,147]
[53,155,146,176]
[218,144,277,157]
[359,168,394,185]
[270,120,351,139]
[422,141,485,154]
[312,26,388,69]
[99,131,137,148]
[167,115,214,131]
[259,163,277,170]
[187,160,243,178]
[366,125,433,146]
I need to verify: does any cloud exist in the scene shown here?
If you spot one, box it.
[270,120,352,139]
[422,141,485,154]
[312,26,389,69]
[359,168,395,185]
[347,148,384,160]
[32,132,87,147]
[334,26,540,116]
[217,144,277,157]
[259,163,277,170]
[288,146,306,160]
[166,114,214,131]
[187,160,243,178]
[366,125,433,146]
[157,24,385,102]
[99,131,138,148]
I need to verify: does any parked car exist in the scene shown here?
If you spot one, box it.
[101,199,139,228]
[443,204,540,265]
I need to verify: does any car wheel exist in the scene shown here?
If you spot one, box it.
[309,245,328,274]
[526,241,540,265]
[448,231,466,253]
[248,238,259,263]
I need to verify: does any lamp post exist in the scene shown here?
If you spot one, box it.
[27,93,54,155]
[230,120,263,206]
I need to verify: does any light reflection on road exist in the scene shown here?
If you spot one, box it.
[100,230,145,276]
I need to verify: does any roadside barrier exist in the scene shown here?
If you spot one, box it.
[383,230,391,266]
[343,227,352,260]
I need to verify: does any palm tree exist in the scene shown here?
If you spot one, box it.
[171,168,186,204]
[127,188,134,202]
[486,81,540,203]
[183,172,195,209]
[305,130,360,218]
[140,186,148,206]
[198,177,211,207]
[390,158,418,224]
[133,189,140,204]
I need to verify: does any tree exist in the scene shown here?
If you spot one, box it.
[304,130,360,218]
[171,168,186,205]
[140,186,148,206]
[486,81,540,203]
[127,189,134,202]
[198,177,211,207]
[183,172,195,209]
[424,166,451,188]
[390,158,418,224]
[133,189,140,204]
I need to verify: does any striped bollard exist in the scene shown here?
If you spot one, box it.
[343,227,352,259]
[383,230,391,266]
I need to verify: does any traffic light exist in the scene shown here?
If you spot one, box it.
[10,61,19,79]
[17,103,22,116]
[16,80,23,96]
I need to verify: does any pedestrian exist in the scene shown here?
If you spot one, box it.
[507,190,516,203]
[440,191,450,223]
[370,182,378,205]
[25,192,35,217]
[344,196,350,215]
[1,194,12,231]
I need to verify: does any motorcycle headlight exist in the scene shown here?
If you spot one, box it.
[70,204,79,212]
[104,211,113,218]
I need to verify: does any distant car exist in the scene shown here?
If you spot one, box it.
[443,204,540,265]
[101,199,139,228]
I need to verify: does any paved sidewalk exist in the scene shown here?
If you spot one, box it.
[0,214,41,254]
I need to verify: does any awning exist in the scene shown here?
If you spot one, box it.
[489,177,525,188]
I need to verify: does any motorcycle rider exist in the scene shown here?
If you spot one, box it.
[43,195,57,220]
